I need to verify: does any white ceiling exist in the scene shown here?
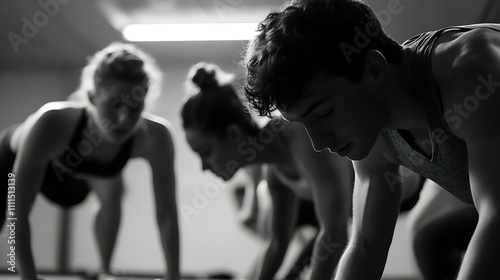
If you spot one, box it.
[0,0,497,70]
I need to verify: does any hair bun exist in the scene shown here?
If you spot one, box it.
[191,65,218,91]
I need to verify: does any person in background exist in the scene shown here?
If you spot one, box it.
[181,62,353,280]
[0,42,180,280]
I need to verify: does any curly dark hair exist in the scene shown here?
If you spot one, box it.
[244,0,403,117]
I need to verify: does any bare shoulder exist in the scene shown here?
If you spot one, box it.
[12,101,85,153]
[433,26,500,86]
[143,112,174,129]
[432,26,500,138]
[132,112,175,159]
[142,112,174,141]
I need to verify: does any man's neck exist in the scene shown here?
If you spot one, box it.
[383,50,429,134]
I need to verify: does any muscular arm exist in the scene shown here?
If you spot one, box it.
[437,36,500,278]
[144,119,180,280]
[290,123,353,280]
[334,135,402,280]
[254,169,300,280]
[458,135,500,280]
[13,109,72,280]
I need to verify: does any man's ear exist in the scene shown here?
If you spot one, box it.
[363,49,387,84]
[225,124,244,143]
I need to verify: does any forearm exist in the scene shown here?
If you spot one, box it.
[255,239,288,280]
[17,217,37,280]
[457,215,500,279]
[334,239,389,280]
[309,229,347,280]
[158,215,180,280]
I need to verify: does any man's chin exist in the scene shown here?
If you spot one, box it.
[347,143,374,161]
[346,154,364,161]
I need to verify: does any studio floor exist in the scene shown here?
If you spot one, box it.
[0,274,417,280]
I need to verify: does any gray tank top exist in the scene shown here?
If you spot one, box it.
[382,24,500,204]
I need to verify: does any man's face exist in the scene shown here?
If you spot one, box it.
[282,74,389,160]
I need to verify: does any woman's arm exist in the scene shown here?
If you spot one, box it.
[254,168,300,280]
[13,108,73,280]
[142,117,180,280]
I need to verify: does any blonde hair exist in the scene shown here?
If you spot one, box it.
[74,42,162,110]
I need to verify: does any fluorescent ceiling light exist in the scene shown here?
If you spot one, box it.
[122,23,259,42]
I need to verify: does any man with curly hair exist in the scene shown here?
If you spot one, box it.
[244,0,500,279]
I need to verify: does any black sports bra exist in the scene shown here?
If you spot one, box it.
[51,109,135,178]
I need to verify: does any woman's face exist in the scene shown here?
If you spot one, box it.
[185,128,242,181]
[90,82,146,143]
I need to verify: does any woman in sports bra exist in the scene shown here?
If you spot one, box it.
[180,62,354,280]
[0,43,179,280]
